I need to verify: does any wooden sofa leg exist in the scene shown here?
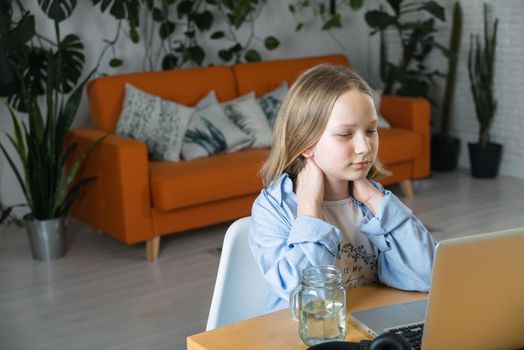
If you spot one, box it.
[146,237,160,261]
[400,180,414,199]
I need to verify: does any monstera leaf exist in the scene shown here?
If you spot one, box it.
[53,34,84,94]
[0,13,35,97]
[37,0,77,23]
[7,48,49,112]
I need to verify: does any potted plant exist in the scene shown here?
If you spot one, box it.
[467,3,500,178]
[364,0,448,100]
[0,1,103,260]
[431,2,462,171]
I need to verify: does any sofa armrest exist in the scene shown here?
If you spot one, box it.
[66,128,154,244]
[380,95,430,179]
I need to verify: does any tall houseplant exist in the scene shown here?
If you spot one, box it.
[364,0,448,100]
[0,1,103,260]
[467,3,500,178]
[431,1,462,171]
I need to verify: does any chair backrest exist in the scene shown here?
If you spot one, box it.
[206,217,269,331]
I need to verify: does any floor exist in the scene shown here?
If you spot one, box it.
[1,169,524,350]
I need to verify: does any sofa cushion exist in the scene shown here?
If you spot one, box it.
[150,148,268,211]
[222,92,272,148]
[181,91,253,160]
[115,84,193,161]
[378,128,422,164]
[257,81,288,127]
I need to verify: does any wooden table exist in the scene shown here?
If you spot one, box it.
[187,284,427,350]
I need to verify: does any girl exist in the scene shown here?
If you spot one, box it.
[248,64,436,313]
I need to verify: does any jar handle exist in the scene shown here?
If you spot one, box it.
[289,285,302,321]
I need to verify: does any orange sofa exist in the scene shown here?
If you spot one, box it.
[67,54,429,261]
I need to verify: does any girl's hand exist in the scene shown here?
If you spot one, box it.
[352,178,384,215]
[296,158,324,219]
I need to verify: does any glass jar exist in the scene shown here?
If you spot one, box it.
[289,265,347,346]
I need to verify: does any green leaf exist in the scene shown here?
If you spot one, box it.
[0,14,36,97]
[229,43,242,53]
[386,0,402,14]
[206,0,217,4]
[318,3,325,15]
[296,22,304,32]
[192,10,213,31]
[350,0,364,11]
[210,31,225,39]
[109,58,123,67]
[218,49,232,62]
[421,1,446,22]
[54,34,85,94]
[177,0,193,16]
[152,7,165,22]
[55,67,96,159]
[188,46,205,65]
[54,134,106,216]
[130,28,139,43]
[5,103,27,165]
[92,0,141,25]
[159,20,175,40]
[322,13,341,30]
[365,10,396,30]
[0,206,14,224]
[288,4,295,13]
[37,0,77,23]
[264,36,280,50]
[162,54,178,69]
[244,49,261,62]
[0,140,32,209]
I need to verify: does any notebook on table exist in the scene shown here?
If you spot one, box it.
[351,227,524,350]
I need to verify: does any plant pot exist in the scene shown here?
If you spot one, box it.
[468,142,503,178]
[25,216,67,261]
[431,135,460,172]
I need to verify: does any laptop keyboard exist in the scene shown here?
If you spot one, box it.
[387,323,424,350]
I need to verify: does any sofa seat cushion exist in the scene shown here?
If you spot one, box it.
[150,148,268,211]
[378,128,422,164]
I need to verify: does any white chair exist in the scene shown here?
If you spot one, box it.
[206,216,269,331]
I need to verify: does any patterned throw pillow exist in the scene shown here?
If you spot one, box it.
[257,81,288,128]
[222,92,272,148]
[372,89,392,129]
[181,91,252,160]
[115,84,194,161]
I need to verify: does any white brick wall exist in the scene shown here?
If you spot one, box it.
[429,0,524,178]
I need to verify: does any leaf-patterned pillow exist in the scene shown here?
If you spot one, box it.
[257,81,288,128]
[115,84,193,161]
[181,91,252,160]
[222,92,272,148]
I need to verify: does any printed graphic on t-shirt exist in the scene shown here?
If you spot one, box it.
[337,241,378,289]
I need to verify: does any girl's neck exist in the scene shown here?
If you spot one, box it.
[323,177,350,201]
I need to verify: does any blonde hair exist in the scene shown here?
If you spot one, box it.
[260,64,390,186]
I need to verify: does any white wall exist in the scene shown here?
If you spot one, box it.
[429,0,524,176]
[2,0,523,212]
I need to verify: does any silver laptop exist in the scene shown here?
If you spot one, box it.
[351,227,524,350]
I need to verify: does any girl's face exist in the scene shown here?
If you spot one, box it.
[308,89,379,183]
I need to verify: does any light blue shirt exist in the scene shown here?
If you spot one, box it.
[248,173,437,313]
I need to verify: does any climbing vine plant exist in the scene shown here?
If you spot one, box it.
[92,0,280,70]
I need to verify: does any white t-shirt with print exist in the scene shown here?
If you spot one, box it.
[321,198,378,289]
